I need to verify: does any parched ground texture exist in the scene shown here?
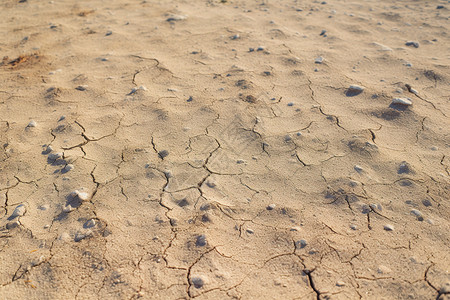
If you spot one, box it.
[0,0,449,299]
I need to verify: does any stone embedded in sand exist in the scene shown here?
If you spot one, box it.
[129,86,147,95]
[296,239,307,248]
[267,204,276,210]
[196,234,207,247]
[6,220,20,229]
[231,34,240,40]
[246,228,254,234]
[315,56,324,64]
[377,265,392,274]
[11,204,26,218]
[191,276,205,289]
[422,199,432,207]
[71,189,91,201]
[166,14,187,22]
[75,85,87,91]
[336,281,346,287]
[48,152,63,161]
[42,145,54,154]
[346,85,364,96]
[63,204,74,213]
[411,209,424,221]
[398,161,412,174]
[410,209,422,217]
[63,164,74,172]
[27,120,37,128]
[354,165,364,173]
[391,97,412,106]
[350,224,358,230]
[405,41,419,48]
[158,150,169,159]
[84,219,96,228]
[383,224,394,231]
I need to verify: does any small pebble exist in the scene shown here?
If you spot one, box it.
[436,5,445,9]
[11,204,26,218]
[383,224,394,231]
[320,29,327,36]
[166,14,186,22]
[350,224,357,230]
[27,120,37,128]
[354,165,363,173]
[84,219,96,228]
[63,164,74,172]
[105,31,112,36]
[422,199,432,207]
[296,239,307,248]
[391,97,412,106]
[246,228,254,234]
[63,205,74,213]
[48,152,63,161]
[42,145,53,155]
[315,56,324,64]
[405,41,419,48]
[6,220,20,229]
[398,161,412,174]
[431,146,438,151]
[284,135,292,142]
[296,132,302,137]
[186,96,193,102]
[129,85,147,95]
[287,102,294,106]
[191,277,205,289]
[346,85,364,96]
[410,209,422,217]
[158,150,169,159]
[231,34,240,40]
[75,85,88,91]
[267,204,276,210]
[377,265,392,274]
[38,204,49,210]
[58,116,66,121]
[196,234,207,247]
[257,46,265,51]
[44,224,50,229]
[248,48,254,52]
[73,190,91,201]
[336,281,345,287]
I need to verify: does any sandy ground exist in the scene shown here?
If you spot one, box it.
[0,0,449,299]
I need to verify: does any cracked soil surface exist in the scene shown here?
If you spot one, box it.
[0,0,449,299]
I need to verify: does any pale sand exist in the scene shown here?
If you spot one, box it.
[0,0,449,299]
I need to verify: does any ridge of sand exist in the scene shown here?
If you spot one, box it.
[0,0,449,299]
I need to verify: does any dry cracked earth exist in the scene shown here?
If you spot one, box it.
[0,0,449,299]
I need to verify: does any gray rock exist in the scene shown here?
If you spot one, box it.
[296,239,307,248]
[196,234,207,247]
[10,204,26,219]
[27,120,37,128]
[405,41,419,48]
[267,204,276,210]
[315,56,324,64]
[191,277,204,289]
[422,199,432,207]
[346,85,364,96]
